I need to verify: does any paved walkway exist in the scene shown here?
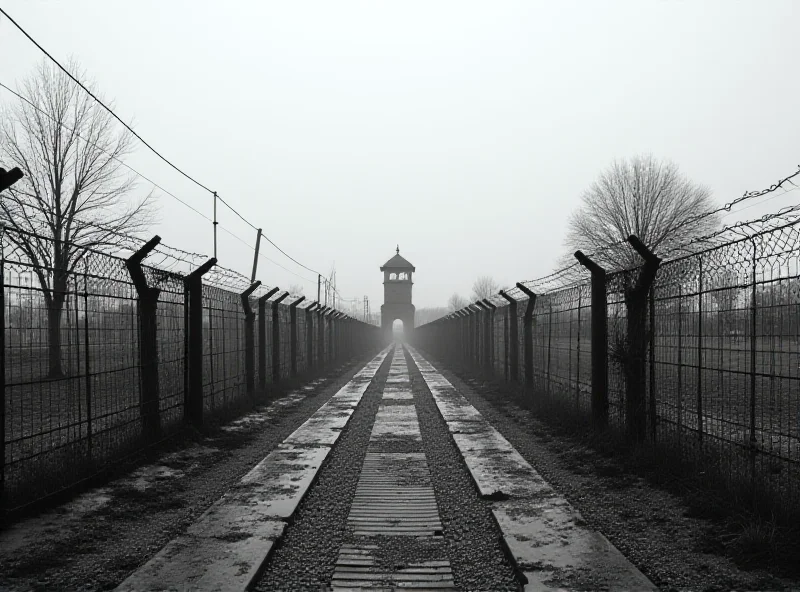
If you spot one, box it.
[330,346,454,589]
[117,343,655,591]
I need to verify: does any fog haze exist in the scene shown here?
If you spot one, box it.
[1,1,797,308]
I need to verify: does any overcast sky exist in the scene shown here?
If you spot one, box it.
[1,1,798,310]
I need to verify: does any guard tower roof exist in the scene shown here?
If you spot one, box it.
[380,246,415,272]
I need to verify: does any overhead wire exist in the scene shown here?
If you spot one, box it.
[0,6,329,280]
[0,78,319,289]
[0,80,211,223]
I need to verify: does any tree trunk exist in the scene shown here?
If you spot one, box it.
[47,303,64,378]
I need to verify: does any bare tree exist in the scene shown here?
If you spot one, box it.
[447,292,467,312]
[0,60,154,377]
[288,283,305,296]
[471,275,499,302]
[565,154,719,270]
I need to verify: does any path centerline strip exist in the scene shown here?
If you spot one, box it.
[330,344,455,591]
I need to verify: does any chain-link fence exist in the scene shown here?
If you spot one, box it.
[1,226,381,510]
[416,213,800,518]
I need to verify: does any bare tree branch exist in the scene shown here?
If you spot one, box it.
[471,276,499,301]
[447,292,468,312]
[0,58,155,376]
[565,154,719,271]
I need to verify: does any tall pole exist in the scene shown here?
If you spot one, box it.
[251,228,262,283]
[212,191,218,259]
[317,274,321,303]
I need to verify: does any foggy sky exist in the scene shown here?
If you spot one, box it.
[1,1,798,310]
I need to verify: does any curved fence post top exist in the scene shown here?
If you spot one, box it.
[573,250,606,277]
[515,282,536,298]
[499,290,517,304]
[259,287,280,304]
[186,258,217,282]
[240,281,261,317]
[270,291,290,310]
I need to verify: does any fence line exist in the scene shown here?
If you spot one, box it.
[416,213,800,517]
[0,227,381,510]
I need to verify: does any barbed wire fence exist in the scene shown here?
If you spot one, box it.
[0,224,381,511]
[417,165,800,519]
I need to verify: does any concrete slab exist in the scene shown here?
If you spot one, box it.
[282,420,346,447]
[383,389,414,400]
[428,391,484,422]
[116,520,286,592]
[493,499,657,591]
[117,345,393,591]
[406,345,656,591]
[371,406,423,441]
[231,446,331,518]
[316,398,360,414]
[452,437,554,499]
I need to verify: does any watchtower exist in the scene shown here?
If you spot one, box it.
[380,246,415,340]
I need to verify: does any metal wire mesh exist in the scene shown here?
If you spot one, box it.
[416,213,800,515]
[202,285,246,412]
[1,226,377,509]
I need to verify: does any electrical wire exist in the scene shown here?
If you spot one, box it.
[0,78,317,288]
[0,6,328,279]
[0,80,211,223]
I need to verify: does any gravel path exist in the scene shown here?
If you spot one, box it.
[0,356,374,592]
[255,347,394,590]
[257,344,522,591]
[405,347,520,591]
[422,352,800,592]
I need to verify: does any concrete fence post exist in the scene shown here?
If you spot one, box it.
[271,292,289,382]
[289,296,305,377]
[459,310,468,364]
[482,299,497,374]
[305,302,318,370]
[500,290,519,382]
[125,236,162,440]
[184,257,216,427]
[258,288,279,390]
[621,235,661,443]
[326,310,337,363]
[240,281,261,396]
[574,250,609,429]
[470,305,480,366]
[317,306,327,366]
[515,283,537,388]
